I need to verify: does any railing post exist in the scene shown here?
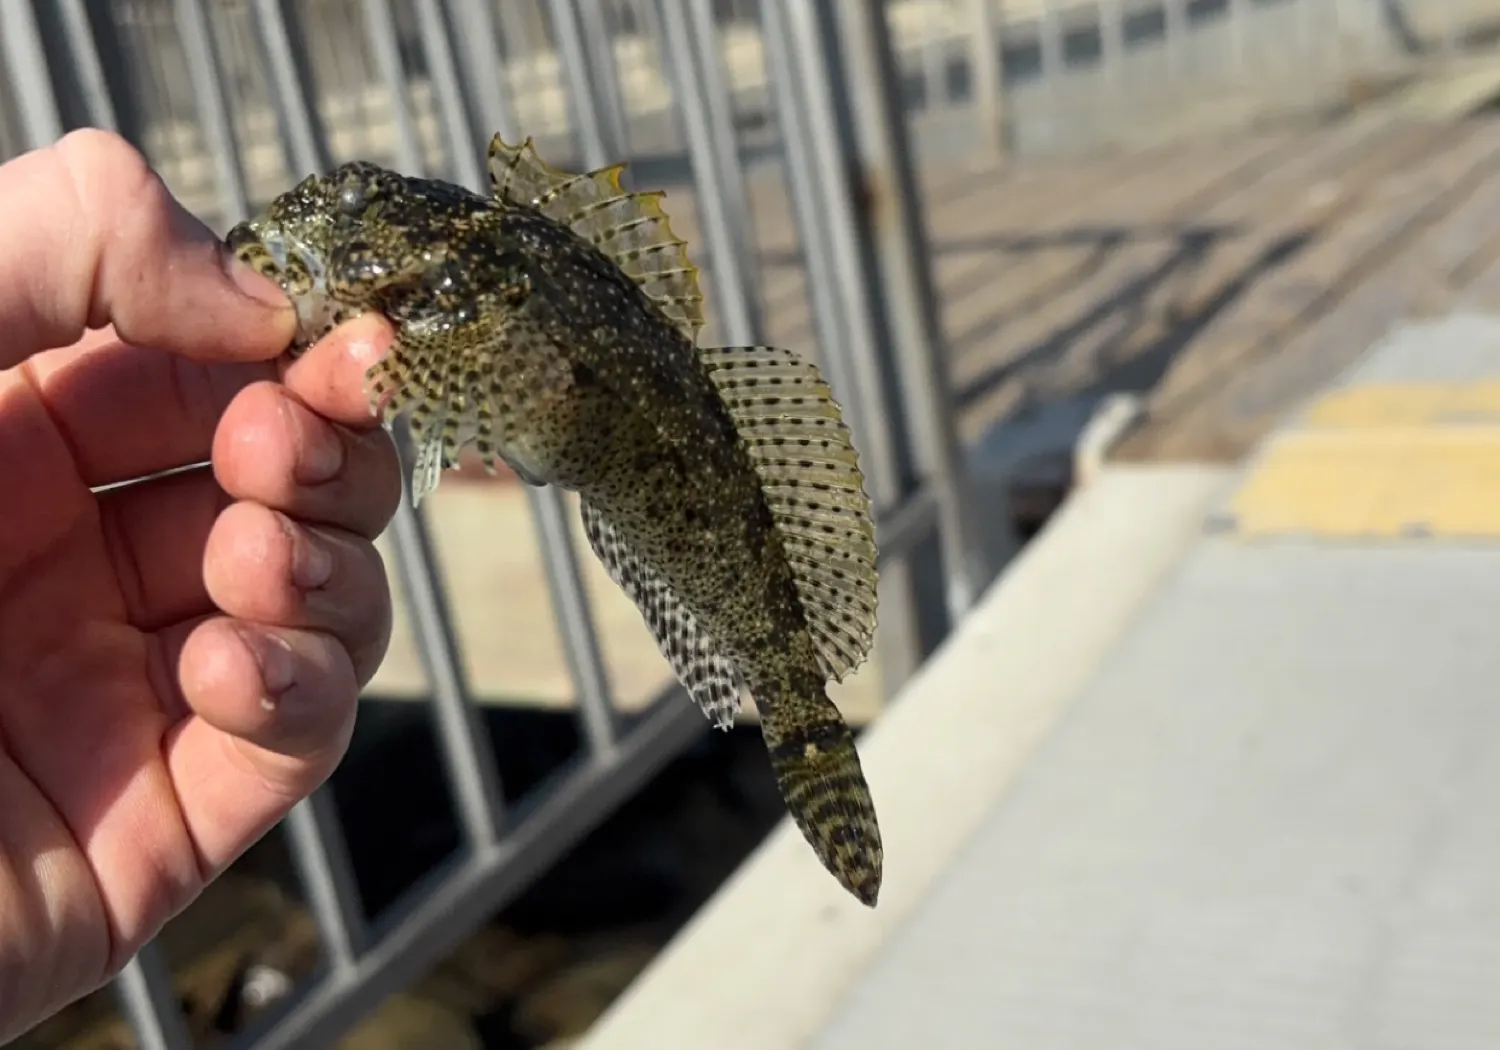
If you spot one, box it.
[172,0,251,222]
[1,0,65,149]
[762,0,986,693]
[426,0,621,759]
[32,0,121,135]
[115,943,194,1050]
[372,0,514,843]
[831,0,988,624]
[654,0,765,345]
[251,0,333,177]
[965,0,1006,161]
[1164,0,1188,86]
[545,0,628,168]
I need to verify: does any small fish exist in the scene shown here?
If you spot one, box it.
[226,135,884,905]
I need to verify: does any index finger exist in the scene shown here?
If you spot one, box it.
[0,129,295,368]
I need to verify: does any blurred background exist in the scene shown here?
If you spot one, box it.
[5,0,1500,1047]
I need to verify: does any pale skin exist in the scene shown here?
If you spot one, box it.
[0,129,402,1041]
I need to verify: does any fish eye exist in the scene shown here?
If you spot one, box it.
[337,182,371,217]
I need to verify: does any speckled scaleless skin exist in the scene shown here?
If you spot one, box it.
[226,135,884,906]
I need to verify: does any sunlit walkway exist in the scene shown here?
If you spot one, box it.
[579,314,1500,1048]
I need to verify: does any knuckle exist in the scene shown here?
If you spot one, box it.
[55,128,165,219]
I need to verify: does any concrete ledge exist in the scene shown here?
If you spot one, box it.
[574,464,1233,1050]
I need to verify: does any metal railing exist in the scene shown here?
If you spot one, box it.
[1,1,983,1047]
[5,0,1500,1045]
[8,1,1500,174]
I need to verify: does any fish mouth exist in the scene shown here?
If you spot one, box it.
[228,220,326,282]
[226,218,283,281]
[224,219,336,352]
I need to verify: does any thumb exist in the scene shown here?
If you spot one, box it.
[0,129,295,368]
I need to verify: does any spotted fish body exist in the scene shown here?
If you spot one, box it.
[227,136,884,905]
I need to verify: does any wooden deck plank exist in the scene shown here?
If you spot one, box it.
[946,115,1443,449]
[687,136,1201,353]
[1454,231,1500,312]
[1122,121,1453,410]
[1187,127,1500,454]
[1121,119,1500,459]
[946,131,1302,436]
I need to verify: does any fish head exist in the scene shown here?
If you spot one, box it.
[226,165,347,353]
[226,160,510,354]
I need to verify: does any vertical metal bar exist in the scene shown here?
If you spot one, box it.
[758,2,866,447]
[685,0,765,333]
[760,0,899,519]
[1164,0,1187,84]
[1038,3,1064,118]
[173,0,251,221]
[831,0,987,621]
[574,0,633,155]
[419,0,620,755]
[1294,0,1314,66]
[1439,0,1459,59]
[361,0,425,173]
[413,0,479,181]
[1228,0,1248,79]
[760,0,932,690]
[655,0,766,345]
[115,944,194,1050]
[388,481,510,847]
[1100,0,1126,92]
[285,791,368,969]
[440,0,521,174]
[57,0,120,132]
[921,32,947,111]
[251,0,334,177]
[545,0,625,168]
[965,0,1006,159]
[533,494,619,758]
[362,8,512,845]
[206,11,344,895]
[1,0,65,148]
[447,0,523,145]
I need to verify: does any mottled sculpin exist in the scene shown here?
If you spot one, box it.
[226,136,884,905]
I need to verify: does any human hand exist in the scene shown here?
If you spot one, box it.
[0,130,402,1040]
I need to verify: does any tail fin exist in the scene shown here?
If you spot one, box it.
[761,693,883,907]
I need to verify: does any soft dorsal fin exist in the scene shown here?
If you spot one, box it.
[579,497,744,728]
[487,134,706,343]
[699,345,879,681]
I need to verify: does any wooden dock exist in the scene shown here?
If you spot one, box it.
[369,108,1500,721]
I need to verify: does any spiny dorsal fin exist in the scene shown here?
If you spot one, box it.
[487,134,706,343]
[699,345,878,681]
[579,497,744,728]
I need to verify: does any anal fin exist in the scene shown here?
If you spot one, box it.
[579,497,742,729]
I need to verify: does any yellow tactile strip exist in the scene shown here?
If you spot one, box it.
[1226,382,1500,540]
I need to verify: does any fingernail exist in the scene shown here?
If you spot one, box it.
[283,516,334,590]
[236,625,296,697]
[287,402,345,486]
[226,253,291,309]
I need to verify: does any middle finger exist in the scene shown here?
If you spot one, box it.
[213,379,401,537]
[202,501,391,684]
